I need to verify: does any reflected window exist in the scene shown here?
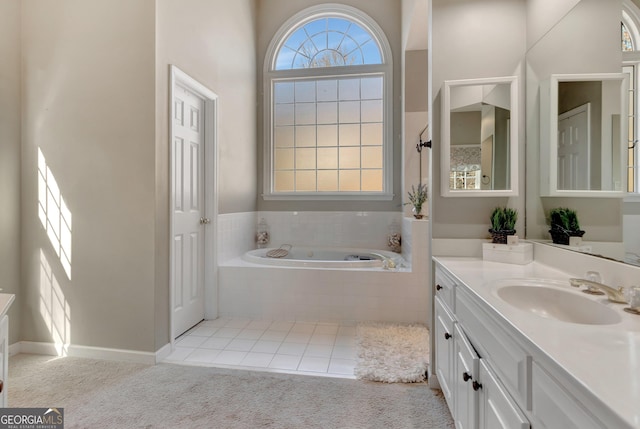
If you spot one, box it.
[265,5,392,198]
[623,7,640,192]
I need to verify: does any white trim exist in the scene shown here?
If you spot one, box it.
[10,341,170,365]
[169,65,219,345]
[262,4,394,200]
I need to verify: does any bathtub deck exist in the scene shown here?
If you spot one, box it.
[164,318,357,378]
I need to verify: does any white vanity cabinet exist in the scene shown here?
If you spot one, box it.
[434,262,530,429]
[433,259,624,428]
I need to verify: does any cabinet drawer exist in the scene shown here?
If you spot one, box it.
[532,363,603,429]
[435,265,456,310]
[456,287,530,409]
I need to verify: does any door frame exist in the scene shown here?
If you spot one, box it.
[169,65,218,343]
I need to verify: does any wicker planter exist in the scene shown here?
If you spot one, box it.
[549,228,585,245]
[488,228,516,244]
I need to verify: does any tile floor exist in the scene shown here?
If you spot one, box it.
[164,318,357,379]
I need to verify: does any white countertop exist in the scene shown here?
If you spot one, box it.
[433,257,640,429]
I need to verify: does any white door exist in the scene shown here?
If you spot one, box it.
[172,83,206,338]
[557,103,590,190]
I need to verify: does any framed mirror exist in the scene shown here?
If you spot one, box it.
[441,76,519,197]
[540,73,628,197]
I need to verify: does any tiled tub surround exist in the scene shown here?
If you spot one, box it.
[217,212,429,324]
[217,211,409,263]
[434,247,640,428]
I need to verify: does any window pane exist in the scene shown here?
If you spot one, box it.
[339,124,360,146]
[317,80,338,102]
[274,82,295,103]
[362,123,382,146]
[361,77,383,100]
[318,125,338,146]
[275,104,294,126]
[275,126,294,148]
[318,147,338,169]
[339,147,360,168]
[274,17,383,70]
[295,126,316,147]
[361,100,383,123]
[295,81,316,102]
[275,148,294,170]
[339,170,360,191]
[317,102,337,124]
[318,170,338,191]
[275,171,294,191]
[296,148,316,169]
[362,169,383,191]
[362,146,382,168]
[339,79,360,100]
[339,101,360,123]
[295,103,316,125]
[296,171,316,191]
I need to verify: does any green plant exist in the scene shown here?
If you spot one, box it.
[405,183,428,213]
[549,207,581,232]
[490,207,518,231]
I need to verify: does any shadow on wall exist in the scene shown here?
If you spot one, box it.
[37,148,72,355]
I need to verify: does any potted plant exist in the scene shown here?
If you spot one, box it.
[548,207,585,245]
[405,183,428,219]
[488,207,517,244]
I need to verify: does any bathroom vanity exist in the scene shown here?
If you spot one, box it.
[433,256,640,429]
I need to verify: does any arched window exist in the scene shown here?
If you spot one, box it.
[264,5,393,200]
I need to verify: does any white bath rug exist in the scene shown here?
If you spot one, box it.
[355,323,430,383]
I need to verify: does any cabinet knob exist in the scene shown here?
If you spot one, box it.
[436,284,443,291]
[472,380,482,391]
[0,380,4,393]
[444,332,452,340]
[462,372,472,382]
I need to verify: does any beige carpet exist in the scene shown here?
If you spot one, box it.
[355,323,430,383]
[9,354,454,429]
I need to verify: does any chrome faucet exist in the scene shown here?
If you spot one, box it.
[569,278,628,304]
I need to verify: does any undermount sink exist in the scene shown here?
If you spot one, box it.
[495,282,621,325]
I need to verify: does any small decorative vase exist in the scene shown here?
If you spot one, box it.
[412,206,424,219]
[489,228,516,244]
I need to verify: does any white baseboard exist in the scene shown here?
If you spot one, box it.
[9,341,173,365]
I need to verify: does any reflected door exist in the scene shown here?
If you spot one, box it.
[557,103,590,190]
[172,84,206,338]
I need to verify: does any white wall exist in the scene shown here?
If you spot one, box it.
[0,0,22,344]
[21,0,157,352]
[431,0,527,239]
[155,0,257,348]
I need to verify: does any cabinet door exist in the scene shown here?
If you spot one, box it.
[531,362,603,429]
[454,324,479,429]
[435,296,456,416]
[478,360,530,429]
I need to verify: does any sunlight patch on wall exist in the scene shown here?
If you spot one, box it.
[38,148,72,279]
[39,249,71,356]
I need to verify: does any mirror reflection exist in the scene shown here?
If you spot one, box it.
[556,78,626,192]
[441,76,517,197]
[449,83,510,191]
